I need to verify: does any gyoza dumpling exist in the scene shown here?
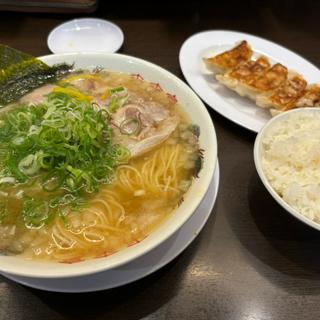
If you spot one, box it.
[203,40,253,74]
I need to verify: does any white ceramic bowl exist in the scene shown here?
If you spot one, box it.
[0,53,217,278]
[254,107,320,231]
[47,18,124,53]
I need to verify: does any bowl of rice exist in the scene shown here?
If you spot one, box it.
[254,108,320,230]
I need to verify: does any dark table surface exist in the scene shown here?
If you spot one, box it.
[1,1,320,319]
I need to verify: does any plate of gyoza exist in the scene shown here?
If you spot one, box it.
[179,30,320,132]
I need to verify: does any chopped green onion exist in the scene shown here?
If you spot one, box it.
[22,199,50,229]
[0,91,130,228]
[119,118,141,135]
[110,86,125,94]
[0,177,16,185]
[108,95,128,113]
[108,86,128,113]
[18,154,40,176]
[42,171,63,192]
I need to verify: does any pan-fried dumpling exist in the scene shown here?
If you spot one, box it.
[203,40,253,74]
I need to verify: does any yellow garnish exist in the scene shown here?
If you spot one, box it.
[100,90,110,100]
[59,73,99,84]
[53,86,93,101]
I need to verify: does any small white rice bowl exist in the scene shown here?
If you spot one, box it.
[254,108,320,230]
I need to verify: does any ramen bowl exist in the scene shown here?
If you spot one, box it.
[0,53,217,278]
[254,107,320,231]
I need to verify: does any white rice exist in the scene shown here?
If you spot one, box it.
[261,111,320,222]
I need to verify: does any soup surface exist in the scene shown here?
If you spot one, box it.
[0,70,201,262]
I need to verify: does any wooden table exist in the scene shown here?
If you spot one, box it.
[1,1,320,319]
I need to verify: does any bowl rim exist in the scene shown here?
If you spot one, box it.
[0,52,217,278]
[254,107,320,231]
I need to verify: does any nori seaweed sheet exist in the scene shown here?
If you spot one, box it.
[0,45,72,106]
[0,45,32,70]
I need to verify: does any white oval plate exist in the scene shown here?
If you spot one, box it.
[48,18,124,53]
[179,30,320,133]
[1,163,219,292]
